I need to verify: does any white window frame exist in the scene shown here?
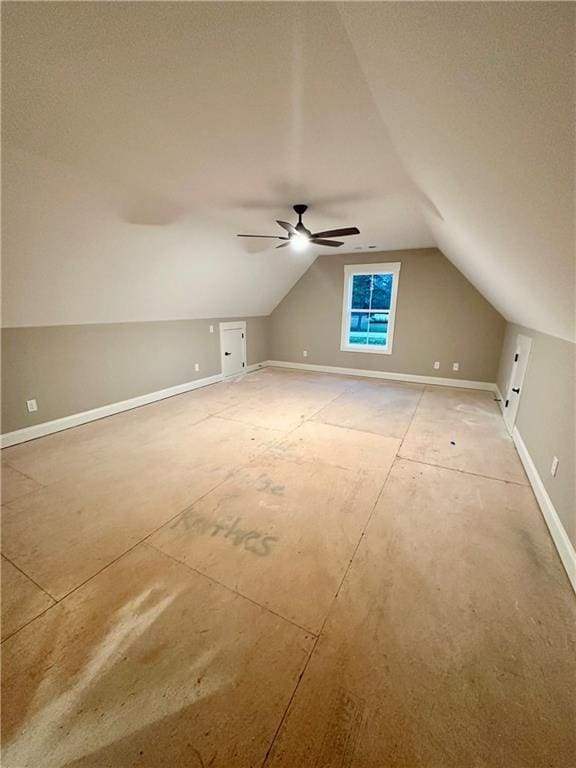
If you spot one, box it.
[340,262,401,355]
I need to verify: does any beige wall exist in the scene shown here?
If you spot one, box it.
[1,317,269,434]
[270,249,505,383]
[498,323,575,548]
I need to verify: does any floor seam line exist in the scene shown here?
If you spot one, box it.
[18,416,314,615]
[306,419,405,440]
[298,417,403,445]
[2,484,49,508]
[1,461,48,488]
[1,601,58,645]
[397,455,530,486]
[398,385,427,452]
[260,632,321,768]
[213,386,348,440]
[1,553,58,602]
[42,465,249,608]
[329,457,396,607]
[260,449,399,768]
[302,387,355,423]
[1,463,249,643]
[144,541,317,637]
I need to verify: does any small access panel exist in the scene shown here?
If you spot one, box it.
[220,322,247,378]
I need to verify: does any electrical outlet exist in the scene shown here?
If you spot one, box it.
[194,363,200,372]
[550,456,559,477]
[303,350,308,358]
[209,325,214,333]
[452,362,460,372]
[434,361,440,370]
[26,399,38,413]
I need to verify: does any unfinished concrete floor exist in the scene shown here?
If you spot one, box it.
[2,367,575,767]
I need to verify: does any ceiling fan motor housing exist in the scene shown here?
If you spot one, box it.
[293,204,309,234]
[293,204,310,235]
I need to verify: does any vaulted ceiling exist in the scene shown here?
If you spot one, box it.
[2,2,574,341]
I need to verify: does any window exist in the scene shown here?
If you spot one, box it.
[340,263,401,354]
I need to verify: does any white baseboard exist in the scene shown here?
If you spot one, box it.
[1,372,224,448]
[266,360,497,392]
[512,426,576,594]
[1,362,274,448]
[245,362,267,374]
[494,385,505,412]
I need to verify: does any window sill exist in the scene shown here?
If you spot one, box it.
[340,345,393,355]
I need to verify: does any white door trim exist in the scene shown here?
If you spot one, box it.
[219,321,247,378]
[503,334,532,434]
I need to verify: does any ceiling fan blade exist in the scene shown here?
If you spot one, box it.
[310,227,360,239]
[311,239,344,247]
[276,220,298,235]
[237,234,286,239]
[276,241,292,249]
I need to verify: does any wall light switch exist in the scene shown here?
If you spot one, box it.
[209,325,214,333]
[26,399,38,413]
[452,362,460,371]
[550,456,559,477]
[194,363,200,372]
[434,361,440,370]
[303,350,308,358]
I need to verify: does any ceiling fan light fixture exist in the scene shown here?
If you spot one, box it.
[291,233,310,252]
[236,204,360,251]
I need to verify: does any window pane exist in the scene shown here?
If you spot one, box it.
[348,312,389,346]
[351,274,372,309]
[349,311,369,333]
[371,274,393,310]
[367,312,388,346]
[348,311,369,344]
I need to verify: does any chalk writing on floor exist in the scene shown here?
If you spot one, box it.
[254,473,285,495]
[171,511,278,557]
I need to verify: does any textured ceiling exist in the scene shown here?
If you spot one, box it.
[2,2,574,340]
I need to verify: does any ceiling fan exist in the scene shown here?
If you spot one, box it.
[236,204,360,251]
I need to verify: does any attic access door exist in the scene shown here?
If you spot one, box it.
[503,334,532,434]
[220,321,247,378]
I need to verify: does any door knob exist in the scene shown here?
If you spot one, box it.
[512,387,520,394]
[224,352,231,356]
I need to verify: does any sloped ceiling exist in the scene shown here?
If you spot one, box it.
[339,2,575,342]
[2,2,574,341]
